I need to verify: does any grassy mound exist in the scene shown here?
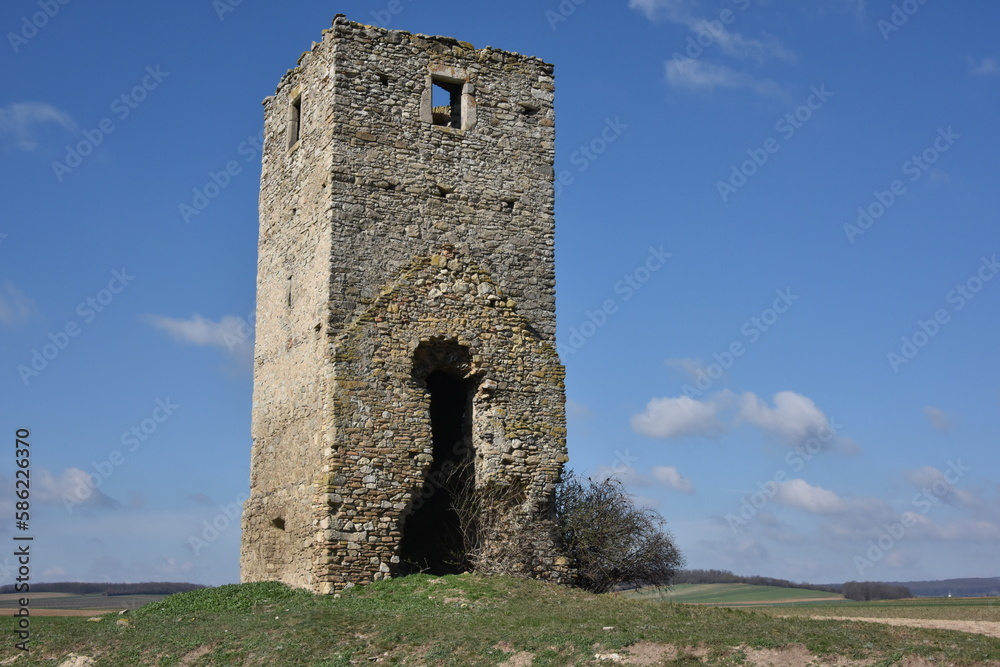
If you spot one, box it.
[1,574,998,665]
[135,581,318,618]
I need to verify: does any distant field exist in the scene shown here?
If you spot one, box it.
[759,596,1000,623]
[628,583,846,606]
[0,593,166,610]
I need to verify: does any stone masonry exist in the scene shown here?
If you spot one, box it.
[240,15,570,593]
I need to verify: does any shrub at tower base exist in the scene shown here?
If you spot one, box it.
[554,471,684,594]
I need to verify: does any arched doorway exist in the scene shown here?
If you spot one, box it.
[398,342,477,574]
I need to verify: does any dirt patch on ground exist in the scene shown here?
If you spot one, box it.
[786,614,1000,639]
[56,656,95,667]
[740,643,878,666]
[498,651,534,666]
[179,643,217,665]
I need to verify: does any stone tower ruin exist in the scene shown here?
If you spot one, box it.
[240,16,570,593]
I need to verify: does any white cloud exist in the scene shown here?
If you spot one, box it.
[628,0,694,22]
[737,390,834,448]
[775,479,847,514]
[968,56,1000,76]
[905,466,980,509]
[652,466,695,493]
[666,58,782,96]
[922,519,1000,542]
[631,391,734,439]
[0,281,37,325]
[631,389,847,452]
[629,0,792,58]
[593,464,694,494]
[0,101,76,151]
[146,313,253,353]
[34,468,119,511]
[665,357,706,381]
[922,406,952,432]
[689,20,794,62]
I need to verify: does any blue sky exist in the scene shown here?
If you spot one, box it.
[1,0,998,587]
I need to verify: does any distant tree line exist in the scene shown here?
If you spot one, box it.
[841,581,912,601]
[0,582,207,596]
[671,569,840,595]
[672,570,913,601]
[885,578,1000,598]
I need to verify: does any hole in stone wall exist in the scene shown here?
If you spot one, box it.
[272,517,285,531]
[398,367,475,575]
[287,94,302,149]
[431,78,463,128]
[377,73,390,87]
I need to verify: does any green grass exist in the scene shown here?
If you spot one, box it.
[0,576,998,665]
[627,583,846,606]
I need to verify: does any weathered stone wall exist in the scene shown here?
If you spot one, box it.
[242,15,569,593]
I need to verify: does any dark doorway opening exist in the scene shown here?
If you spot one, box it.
[398,369,474,575]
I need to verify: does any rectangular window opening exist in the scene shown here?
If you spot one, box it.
[287,95,302,149]
[431,78,462,129]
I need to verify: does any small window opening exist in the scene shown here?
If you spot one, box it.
[377,73,390,87]
[431,78,462,128]
[287,95,302,149]
[271,517,285,531]
[286,275,293,308]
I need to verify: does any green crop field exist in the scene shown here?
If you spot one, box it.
[627,583,847,606]
[0,593,166,610]
[757,596,1000,623]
